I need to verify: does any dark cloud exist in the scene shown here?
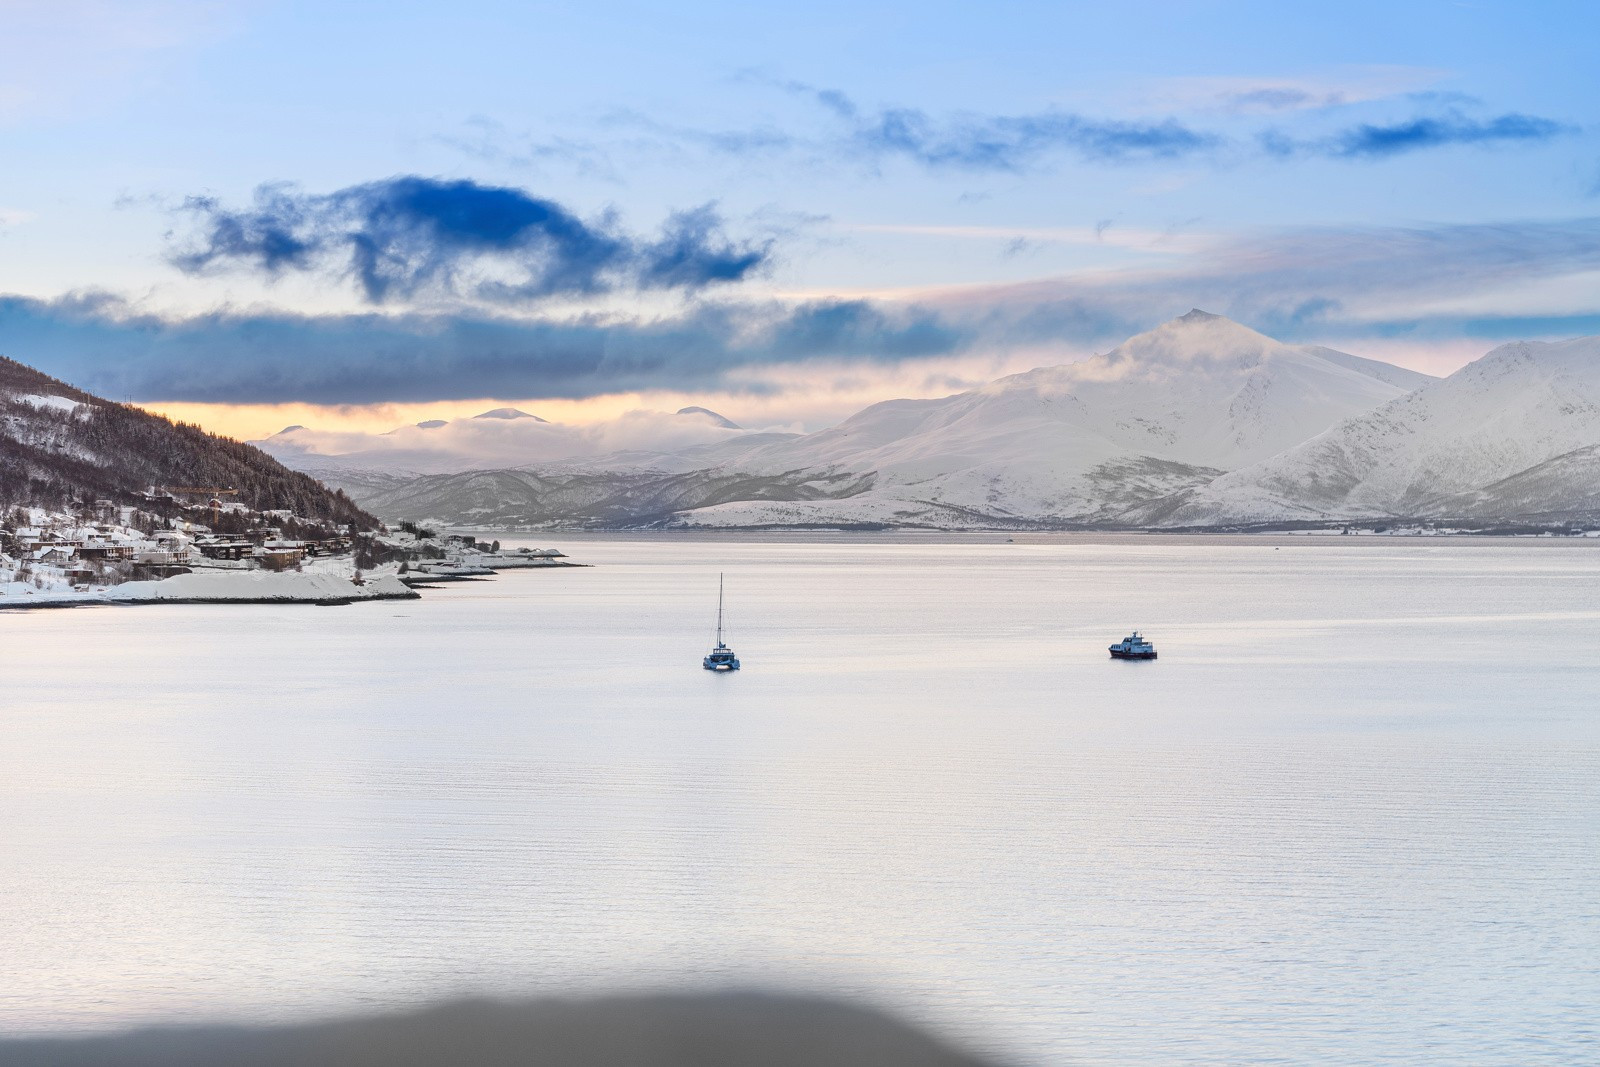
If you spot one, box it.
[171,177,772,303]
[0,294,961,406]
[1264,111,1573,160]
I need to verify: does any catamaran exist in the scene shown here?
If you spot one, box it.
[1108,631,1157,660]
[702,573,741,671]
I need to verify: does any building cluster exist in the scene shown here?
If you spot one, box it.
[1,505,356,594]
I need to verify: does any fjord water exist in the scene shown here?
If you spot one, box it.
[3,536,1597,1065]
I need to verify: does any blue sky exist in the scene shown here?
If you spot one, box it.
[1,0,1598,435]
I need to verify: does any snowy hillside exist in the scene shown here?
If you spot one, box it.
[0,356,374,528]
[1163,336,1600,525]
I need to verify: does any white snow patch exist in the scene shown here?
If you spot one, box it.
[13,394,84,414]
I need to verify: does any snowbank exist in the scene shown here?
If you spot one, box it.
[106,570,417,604]
[0,571,416,609]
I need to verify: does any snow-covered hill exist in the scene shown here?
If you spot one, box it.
[1163,336,1600,525]
[334,311,1438,528]
[671,309,1428,525]
[0,356,374,528]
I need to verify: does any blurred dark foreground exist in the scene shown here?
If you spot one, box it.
[0,993,1003,1067]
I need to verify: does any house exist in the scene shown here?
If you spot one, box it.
[77,536,135,561]
[303,537,352,557]
[138,531,193,565]
[193,537,253,561]
[257,540,306,567]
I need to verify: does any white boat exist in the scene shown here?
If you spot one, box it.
[1109,631,1157,660]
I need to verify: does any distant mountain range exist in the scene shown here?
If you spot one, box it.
[258,404,752,475]
[0,356,376,528]
[240,311,1600,530]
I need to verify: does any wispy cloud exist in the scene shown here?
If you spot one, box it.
[752,79,1217,169]
[1144,67,1450,115]
[171,176,772,304]
[492,74,1571,180]
[838,221,1212,253]
[848,106,1218,169]
[1264,110,1574,159]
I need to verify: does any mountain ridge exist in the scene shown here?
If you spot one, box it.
[0,356,378,528]
[1163,336,1600,526]
[314,312,1459,529]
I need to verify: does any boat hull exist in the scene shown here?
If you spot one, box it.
[703,658,741,671]
[1109,650,1157,660]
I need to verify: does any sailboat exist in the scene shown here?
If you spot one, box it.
[702,573,741,671]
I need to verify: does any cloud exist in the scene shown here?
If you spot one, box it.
[678,74,1223,171]
[849,107,1217,169]
[260,406,759,473]
[932,216,1600,345]
[11,218,1600,409]
[1145,68,1450,115]
[0,293,962,405]
[1225,87,1319,112]
[171,177,773,304]
[1265,110,1573,160]
[462,73,1571,184]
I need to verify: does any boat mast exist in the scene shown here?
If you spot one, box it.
[717,572,725,646]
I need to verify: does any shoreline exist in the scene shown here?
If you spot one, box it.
[0,571,421,611]
[0,591,421,611]
[0,555,587,611]
[477,528,1600,549]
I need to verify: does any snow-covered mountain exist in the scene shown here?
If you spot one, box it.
[257,404,758,475]
[671,309,1430,526]
[326,311,1439,528]
[676,406,742,429]
[1162,336,1600,525]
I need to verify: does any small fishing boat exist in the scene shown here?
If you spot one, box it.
[702,573,741,671]
[1108,631,1157,660]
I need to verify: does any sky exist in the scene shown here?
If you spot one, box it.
[2,0,1599,439]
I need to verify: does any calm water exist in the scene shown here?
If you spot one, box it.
[2,535,1597,1065]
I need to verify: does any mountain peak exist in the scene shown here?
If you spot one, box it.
[1178,308,1222,323]
[473,407,547,422]
[676,406,742,430]
[274,425,306,436]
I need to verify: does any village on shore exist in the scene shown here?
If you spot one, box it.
[0,489,574,610]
